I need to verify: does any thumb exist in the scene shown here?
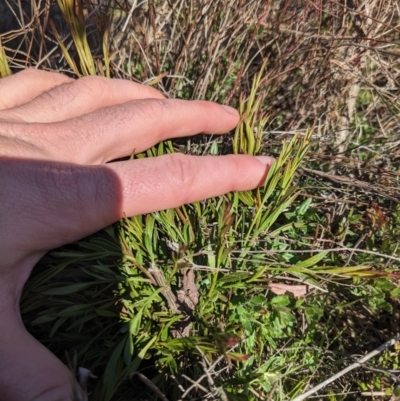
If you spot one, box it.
[0,154,273,292]
[0,308,76,401]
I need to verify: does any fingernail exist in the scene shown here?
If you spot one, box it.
[221,105,239,116]
[255,156,275,165]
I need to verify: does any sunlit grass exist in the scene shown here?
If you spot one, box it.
[0,38,11,77]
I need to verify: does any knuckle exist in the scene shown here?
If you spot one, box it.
[75,75,108,100]
[134,98,166,119]
[0,122,46,158]
[18,68,42,80]
[146,86,166,99]
[89,102,132,132]
[48,76,108,106]
[167,153,197,188]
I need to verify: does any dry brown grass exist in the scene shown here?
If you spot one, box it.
[2,1,399,129]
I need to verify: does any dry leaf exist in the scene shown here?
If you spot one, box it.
[268,283,309,298]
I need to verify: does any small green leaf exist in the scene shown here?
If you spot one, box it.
[95,308,118,317]
[250,295,267,305]
[103,338,125,399]
[129,309,144,336]
[31,314,57,325]
[123,334,134,365]
[297,197,312,215]
[294,251,329,269]
[218,272,251,283]
[40,283,91,295]
[271,295,290,307]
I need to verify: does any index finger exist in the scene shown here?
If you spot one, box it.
[9,99,240,164]
[0,69,72,110]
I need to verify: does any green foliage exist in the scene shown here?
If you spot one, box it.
[0,38,11,77]
[22,69,321,400]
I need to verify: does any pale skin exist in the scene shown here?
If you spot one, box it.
[0,69,274,401]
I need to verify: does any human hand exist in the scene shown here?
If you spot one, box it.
[0,69,273,401]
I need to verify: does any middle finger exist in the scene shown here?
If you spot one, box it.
[6,99,240,164]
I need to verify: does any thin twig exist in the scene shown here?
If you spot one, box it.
[148,264,179,313]
[181,374,209,394]
[302,167,400,203]
[121,0,138,33]
[292,334,400,401]
[135,372,169,401]
[230,247,400,264]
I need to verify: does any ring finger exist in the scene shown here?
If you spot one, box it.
[0,75,165,123]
